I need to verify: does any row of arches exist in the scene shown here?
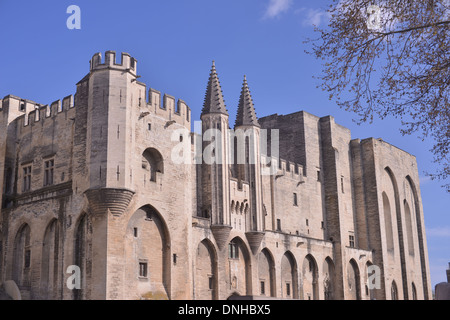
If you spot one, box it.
[9,215,89,300]
[382,167,427,300]
[194,236,373,300]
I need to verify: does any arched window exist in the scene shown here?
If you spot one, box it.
[13,224,31,287]
[323,257,336,300]
[391,281,398,300]
[142,148,164,182]
[74,215,89,300]
[404,200,415,256]
[382,192,394,252]
[258,248,276,298]
[347,259,361,300]
[41,219,59,299]
[227,237,251,295]
[195,239,218,300]
[412,282,417,300]
[303,254,318,300]
[281,252,298,299]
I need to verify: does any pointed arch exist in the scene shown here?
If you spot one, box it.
[323,257,336,300]
[347,259,361,300]
[281,251,298,299]
[391,280,398,300]
[411,282,417,300]
[258,248,276,297]
[302,254,319,300]
[73,213,90,300]
[382,191,395,252]
[406,175,429,300]
[364,261,377,300]
[384,167,408,299]
[403,200,415,256]
[126,205,171,300]
[227,237,252,296]
[195,239,218,300]
[41,219,59,299]
[12,224,31,287]
[142,148,164,182]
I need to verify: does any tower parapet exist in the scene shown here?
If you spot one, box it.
[90,51,137,74]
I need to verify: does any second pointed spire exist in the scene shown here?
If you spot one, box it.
[235,75,259,127]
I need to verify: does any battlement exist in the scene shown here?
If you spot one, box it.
[230,178,250,201]
[1,95,41,114]
[263,156,304,181]
[147,88,191,124]
[18,95,74,127]
[90,51,137,74]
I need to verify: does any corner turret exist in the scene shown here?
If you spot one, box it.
[199,61,232,249]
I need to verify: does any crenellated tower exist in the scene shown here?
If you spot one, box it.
[200,61,232,250]
[74,51,139,299]
[234,76,264,254]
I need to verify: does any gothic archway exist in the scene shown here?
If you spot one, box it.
[41,219,59,299]
[281,251,298,299]
[302,254,319,300]
[258,248,276,297]
[125,205,171,300]
[195,239,218,300]
[12,224,31,288]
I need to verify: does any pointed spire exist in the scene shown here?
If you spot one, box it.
[235,75,259,127]
[202,61,228,116]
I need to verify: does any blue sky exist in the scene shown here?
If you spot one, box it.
[0,0,448,291]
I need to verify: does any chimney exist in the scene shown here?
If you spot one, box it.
[447,262,450,283]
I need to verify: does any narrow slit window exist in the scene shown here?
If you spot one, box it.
[139,262,148,278]
[209,276,213,290]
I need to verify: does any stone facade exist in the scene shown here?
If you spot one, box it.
[0,51,432,300]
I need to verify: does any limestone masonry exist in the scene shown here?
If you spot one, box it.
[0,51,431,300]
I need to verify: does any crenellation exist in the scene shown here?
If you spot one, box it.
[90,51,137,74]
[163,93,175,112]
[148,88,161,108]
[9,95,76,128]
[145,88,191,125]
[39,105,48,120]
[62,95,74,111]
